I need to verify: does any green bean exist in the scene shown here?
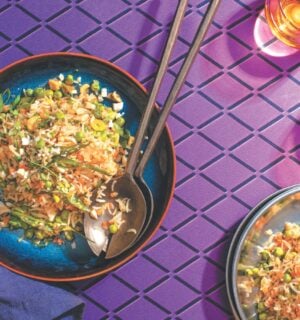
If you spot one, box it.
[61,210,69,222]
[54,156,111,176]
[66,195,89,212]
[11,95,21,108]
[0,94,3,112]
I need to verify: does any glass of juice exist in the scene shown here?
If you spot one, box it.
[265,0,300,48]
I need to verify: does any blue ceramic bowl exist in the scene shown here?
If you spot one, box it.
[0,53,176,281]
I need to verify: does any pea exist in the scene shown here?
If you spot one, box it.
[116,117,125,127]
[94,104,105,119]
[91,80,100,92]
[245,268,253,276]
[98,132,107,141]
[65,74,74,85]
[284,272,292,283]
[35,230,45,240]
[53,91,63,100]
[26,89,34,97]
[25,229,34,239]
[252,268,259,276]
[284,229,293,238]
[64,231,74,241]
[109,224,118,234]
[106,109,116,121]
[257,302,265,312]
[36,139,45,149]
[258,312,267,320]
[34,88,45,98]
[75,131,84,142]
[112,133,120,144]
[55,216,62,223]
[45,89,54,97]
[61,210,69,222]
[273,247,284,258]
[55,110,65,119]
[260,250,270,261]
[44,180,52,189]
[53,194,60,203]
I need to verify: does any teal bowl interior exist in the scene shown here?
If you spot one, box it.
[0,54,175,280]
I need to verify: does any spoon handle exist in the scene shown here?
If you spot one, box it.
[125,0,188,176]
[135,0,221,178]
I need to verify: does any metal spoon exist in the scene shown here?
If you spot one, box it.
[85,0,188,259]
[106,0,221,257]
[132,0,222,244]
[87,0,221,259]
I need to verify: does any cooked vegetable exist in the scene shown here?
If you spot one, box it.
[239,222,300,320]
[0,75,133,246]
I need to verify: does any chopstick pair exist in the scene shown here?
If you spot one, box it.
[126,0,222,178]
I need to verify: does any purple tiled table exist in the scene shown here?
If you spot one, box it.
[1,0,300,319]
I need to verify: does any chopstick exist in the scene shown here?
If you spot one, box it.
[135,0,221,177]
[126,0,189,175]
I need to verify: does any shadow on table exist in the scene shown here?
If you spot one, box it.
[126,0,173,86]
[201,235,234,319]
[226,0,300,80]
[270,122,300,188]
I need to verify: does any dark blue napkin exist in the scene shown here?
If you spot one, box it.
[0,267,84,320]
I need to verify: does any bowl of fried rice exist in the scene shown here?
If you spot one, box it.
[0,52,176,281]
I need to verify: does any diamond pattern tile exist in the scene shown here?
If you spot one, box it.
[146,236,196,271]
[230,96,281,130]
[201,114,252,149]
[176,216,224,251]
[49,7,99,40]
[201,73,252,109]
[176,133,222,169]
[172,92,222,128]
[19,0,69,21]
[0,6,37,39]
[148,277,199,312]
[0,0,300,319]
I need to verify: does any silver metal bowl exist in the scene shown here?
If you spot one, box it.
[226,184,300,319]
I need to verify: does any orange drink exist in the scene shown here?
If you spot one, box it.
[265,0,300,48]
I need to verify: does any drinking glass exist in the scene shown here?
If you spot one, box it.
[265,0,300,48]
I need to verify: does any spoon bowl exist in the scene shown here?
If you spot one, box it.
[105,174,147,259]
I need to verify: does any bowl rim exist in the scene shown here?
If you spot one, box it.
[226,184,300,319]
[0,52,177,282]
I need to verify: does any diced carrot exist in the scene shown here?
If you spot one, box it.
[48,79,62,91]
